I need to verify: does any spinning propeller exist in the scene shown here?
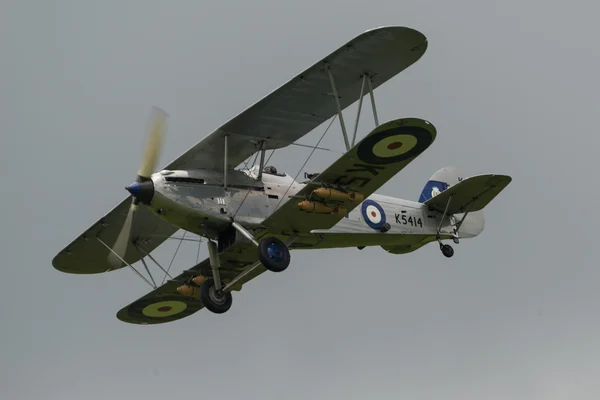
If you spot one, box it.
[108,107,168,267]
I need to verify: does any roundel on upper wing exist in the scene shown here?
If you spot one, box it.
[356,124,434,165]
[361,200,386,230]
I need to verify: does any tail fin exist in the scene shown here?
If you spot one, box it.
[418,166,461,203]
[418,166,486,239]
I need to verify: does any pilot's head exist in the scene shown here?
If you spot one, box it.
[264,165,277,174]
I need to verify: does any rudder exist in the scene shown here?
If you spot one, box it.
[418,166,461,203]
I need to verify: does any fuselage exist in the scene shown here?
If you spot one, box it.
[141,166,484,251]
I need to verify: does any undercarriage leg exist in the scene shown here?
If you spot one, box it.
[231,221,259,247]
[436,195,455,258]
[206,239,222,291]
[200,239,232,314]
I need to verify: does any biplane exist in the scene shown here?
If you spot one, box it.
[52,26,512,324]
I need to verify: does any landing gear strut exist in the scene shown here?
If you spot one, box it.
[201,222,293,315]
[199,239,234,313]
[436,194,456,259]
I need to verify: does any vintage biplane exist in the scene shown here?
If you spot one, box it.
[52,26,511,324]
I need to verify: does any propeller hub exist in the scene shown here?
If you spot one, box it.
[125,180,154,204]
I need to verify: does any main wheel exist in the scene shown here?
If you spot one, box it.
[441,244,454,258]
[200,278,232,314]
[258,237,290,272]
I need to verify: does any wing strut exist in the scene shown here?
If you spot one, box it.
[136,243,174,281]
[351,75,366,147]
[96,231,201,290]
[257,141,267,181]
[326,67,381,151]
[96,236,156,289]
[223,134,229,189]
[326,65,351,151]
[366,75,380,126]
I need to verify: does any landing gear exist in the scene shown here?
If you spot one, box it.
[200,278,232,314]
[440,243,454,258]
[435,194,458,259]
[200,223,294,315]
[258,237,290,272]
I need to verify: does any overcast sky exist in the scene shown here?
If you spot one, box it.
[1,1,599,399]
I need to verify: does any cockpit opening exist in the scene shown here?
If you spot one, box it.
[262,165,285,177]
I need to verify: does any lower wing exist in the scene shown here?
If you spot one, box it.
[117,241,265,325]
[264,117,437,234]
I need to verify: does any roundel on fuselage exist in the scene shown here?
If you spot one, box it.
[361,200,386,230]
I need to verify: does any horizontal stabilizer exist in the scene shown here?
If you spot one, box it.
[423,174,512,215]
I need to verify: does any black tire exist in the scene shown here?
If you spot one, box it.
[379,222,391,233]
[200,278,232,314]
[258,237,291,272]
[441,244,454,258]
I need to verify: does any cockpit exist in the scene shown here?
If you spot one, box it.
[262,165,285,177]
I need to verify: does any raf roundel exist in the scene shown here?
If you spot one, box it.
[141,300,187,318]
[125,295,201,323]
[356,124,434,165]
[361,200,386,230]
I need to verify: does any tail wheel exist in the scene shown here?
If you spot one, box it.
[258,237,290,272]
[200,278,232,314]
[440,244,454,258]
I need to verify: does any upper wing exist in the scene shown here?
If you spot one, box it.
[263,117,437,234]
[117,240,267,325]
[52,26,427,275]
[423,174,512,215]
[163,26,427,171]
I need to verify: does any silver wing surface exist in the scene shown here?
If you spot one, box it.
[53,26,428,274]
[165,26,427,171]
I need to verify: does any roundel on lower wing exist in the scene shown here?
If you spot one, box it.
[125,295,203,324]
[356,123,434,165]
[142,300,187,317]
[361,200,386,230]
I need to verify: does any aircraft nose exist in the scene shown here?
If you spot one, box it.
[125,180,154,204]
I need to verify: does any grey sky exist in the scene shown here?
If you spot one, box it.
[1,0,598,399]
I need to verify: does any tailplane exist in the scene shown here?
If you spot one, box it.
[383,166,511,256]
[418,166,512,239]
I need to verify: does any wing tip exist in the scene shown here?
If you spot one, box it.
[363,25,427,39]
[51,250,118,275]
[115,293,205,325]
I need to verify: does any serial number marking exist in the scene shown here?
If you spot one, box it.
[395,213,423,228]
[332,162,386,188]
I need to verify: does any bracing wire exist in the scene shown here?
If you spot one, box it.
[232,151,263,218]
[161,230,187,285]
[233,117,335,218]
[274,115,337,211]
